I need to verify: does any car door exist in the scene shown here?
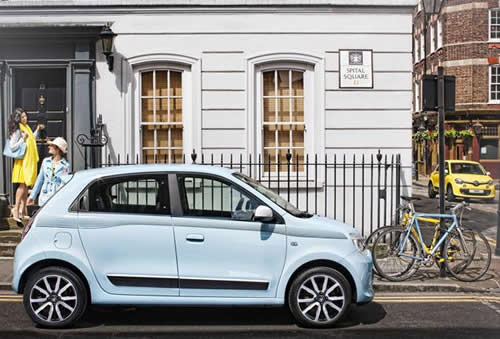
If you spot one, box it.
[171,173,287,298]
[77,174,179,296]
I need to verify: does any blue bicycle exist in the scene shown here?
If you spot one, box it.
[372,202,491,282]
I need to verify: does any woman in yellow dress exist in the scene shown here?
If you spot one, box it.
[8,108,43,222]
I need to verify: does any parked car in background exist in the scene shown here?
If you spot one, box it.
[428,160,495,202]
[12,165,373,329]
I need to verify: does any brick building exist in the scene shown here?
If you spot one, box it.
[413,0,500,178]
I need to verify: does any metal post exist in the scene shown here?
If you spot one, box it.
[437,66,447,277]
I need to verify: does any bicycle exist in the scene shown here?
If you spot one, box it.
[364,196,443,274]
[371,201,491,282]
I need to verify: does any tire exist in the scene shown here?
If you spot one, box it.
[446,185,456,202]
[428,182,436,199]
[372,227,420,282]
[444,230,492,282]
[288,267,351,328]
[23,266,88,328]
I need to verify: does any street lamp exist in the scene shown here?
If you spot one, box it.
[99,25,117,72]
[423,0,443,15]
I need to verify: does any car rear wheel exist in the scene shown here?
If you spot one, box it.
[428,182,436,199]
[23,266,88,328]
[288,267,351,328]
[446,185,456,202]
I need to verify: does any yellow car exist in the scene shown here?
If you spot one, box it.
[428,160,495,202]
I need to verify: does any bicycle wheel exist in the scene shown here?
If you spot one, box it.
[372,227,421,282]
[444,230,492,282]
[365,226,397,276]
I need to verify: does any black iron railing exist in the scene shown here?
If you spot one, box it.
[92,150,403,236]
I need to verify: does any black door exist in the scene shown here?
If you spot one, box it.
[13,68,67,160]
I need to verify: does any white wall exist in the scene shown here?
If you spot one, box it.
[0,4,414,231]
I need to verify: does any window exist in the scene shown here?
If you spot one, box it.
[480,139,499,160]
[450,163,486,175]
[262,69,305,171]
[437,18,443,49]
[414,81,421,112]
[180,175,263,221]
[430,23,436,53]
[140,70,183,163]
[420,33,425,60]
[490,66,500,102]
[491,9,500,40]
[88,175,169,214]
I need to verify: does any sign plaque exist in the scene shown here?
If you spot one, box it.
[339,50,373,88]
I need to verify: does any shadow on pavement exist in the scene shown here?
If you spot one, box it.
[62,303,386,330]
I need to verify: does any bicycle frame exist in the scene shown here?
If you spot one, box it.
[398,213,460,261]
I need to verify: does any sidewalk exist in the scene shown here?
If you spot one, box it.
[374,257,500,294]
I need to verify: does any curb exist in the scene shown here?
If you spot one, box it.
[412,181,427,188]
[374,282,500,294]
[0,283,12,291]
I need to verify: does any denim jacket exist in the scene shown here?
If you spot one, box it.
[29,157,71,206]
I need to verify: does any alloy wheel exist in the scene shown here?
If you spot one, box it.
[29,274,78,323]
[296,274,345,324]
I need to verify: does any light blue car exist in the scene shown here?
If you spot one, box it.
[12,165,373,328]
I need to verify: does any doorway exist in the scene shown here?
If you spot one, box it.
[13,68,67,160]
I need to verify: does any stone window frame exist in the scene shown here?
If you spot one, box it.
[489,65,500,104]
[489,9,500,41]
[246,52,325,174]
[126,53,201,163]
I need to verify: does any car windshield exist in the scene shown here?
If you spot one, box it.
[450,163,486,175]
[233,173,312,218]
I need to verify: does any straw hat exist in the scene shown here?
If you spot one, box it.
[48,137,68,154]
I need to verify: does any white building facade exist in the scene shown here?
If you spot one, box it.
[0,0,415,233]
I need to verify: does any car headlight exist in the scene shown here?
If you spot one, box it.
[488,180,493,185]
[454,178,464,184]
[349,233,365,252]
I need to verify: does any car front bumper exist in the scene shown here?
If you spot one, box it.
[454,185,495,199]
[350,249,374,304]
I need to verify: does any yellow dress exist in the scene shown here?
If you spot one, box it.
[12,123,39,186]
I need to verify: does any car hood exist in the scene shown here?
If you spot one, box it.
[451,173,492,183]
[286,215,356,239]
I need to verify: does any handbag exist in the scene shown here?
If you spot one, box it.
[3,139,26,159]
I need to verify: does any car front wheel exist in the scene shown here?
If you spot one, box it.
[446,185,456,202]
[288,267,351,328]
[23,266,88,328]
[428,182,436,199]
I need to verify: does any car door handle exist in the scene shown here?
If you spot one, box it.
[186,234,204,242]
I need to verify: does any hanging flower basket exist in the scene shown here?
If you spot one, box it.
[444,128,458,146]
[458,129,474,146]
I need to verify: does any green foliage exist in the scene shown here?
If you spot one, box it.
[458,129,474,138]
[444,128,458,140]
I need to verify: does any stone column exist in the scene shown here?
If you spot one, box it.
[71,60,94,171]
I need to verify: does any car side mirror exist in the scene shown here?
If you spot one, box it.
[444,169,449,175]
[487,171,491,176]
[253,205,274,223]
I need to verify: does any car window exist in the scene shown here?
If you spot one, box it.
[88,175,169,215]
[179,175,262,221]
[450,163,486,175]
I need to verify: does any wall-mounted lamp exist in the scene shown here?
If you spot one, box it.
[99,25,117,72]
[472,121,484,140]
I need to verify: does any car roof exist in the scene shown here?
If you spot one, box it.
[72,164,238,181]
[446,160,481,164]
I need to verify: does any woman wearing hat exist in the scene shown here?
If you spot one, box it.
[27,137,71,206]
